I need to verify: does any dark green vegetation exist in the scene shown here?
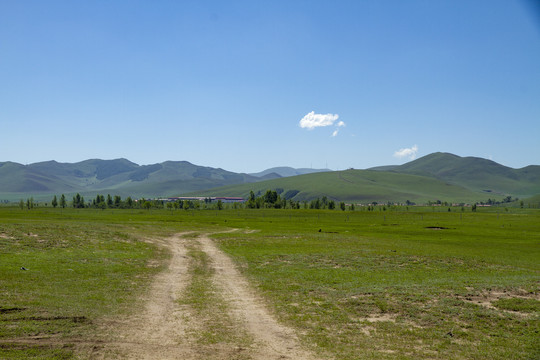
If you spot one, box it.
[194,153,540,204]
[1,207,538,359]
[1,153,539,205]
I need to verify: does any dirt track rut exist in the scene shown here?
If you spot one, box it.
[97,233,322,360]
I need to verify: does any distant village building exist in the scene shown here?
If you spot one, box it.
[162,196,245,203]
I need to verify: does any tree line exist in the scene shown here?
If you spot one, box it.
[37,191,354,211]
[245,190,351,211]
[14,189,529,211]
[44,193,212,210]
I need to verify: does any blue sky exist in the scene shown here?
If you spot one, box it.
[1,0,539,173]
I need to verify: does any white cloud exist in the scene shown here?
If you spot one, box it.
[393,145,418,160]
[332,129,339,137]
[337,121,345,127]
[299,111,340,130]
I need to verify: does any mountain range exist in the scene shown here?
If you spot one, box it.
[191,153,540,204]
[0,153,538,203]
[0,159,322,201]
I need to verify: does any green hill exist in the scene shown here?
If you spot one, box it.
[523,194,540,207]
[188,169,494,204]
[371,152,540,197]
[0,159,265,201]
[249,167,329,178]
[1,153,538,203]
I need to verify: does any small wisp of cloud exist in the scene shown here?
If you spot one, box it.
[300,111,345,137]
[394,145,418,160]
[332,121,346,137]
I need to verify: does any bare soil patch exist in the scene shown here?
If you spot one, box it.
[459,289,540,317]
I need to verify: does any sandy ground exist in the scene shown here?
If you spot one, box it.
[93,232,322,360]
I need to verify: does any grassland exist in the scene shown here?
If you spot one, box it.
[0,206,538,359]
[0,208,186,358]
[214,208,540,359]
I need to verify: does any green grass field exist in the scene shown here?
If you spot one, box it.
[0,207,538,359]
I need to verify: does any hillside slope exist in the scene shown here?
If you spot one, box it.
[249,167,330,178]
[372,153,540,197]
[1,153,537,203]
[0,159,264,200]
[189,169,493,204]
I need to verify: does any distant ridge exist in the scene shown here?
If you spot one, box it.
[249,167,330,178]
[0,153,538,202]
[192,153,540,203]
[369,152,540,197]
[0,159,264,201]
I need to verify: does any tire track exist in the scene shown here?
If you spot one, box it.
[94,232,323,360]
[96,234,198,359]
[199,234,322,360]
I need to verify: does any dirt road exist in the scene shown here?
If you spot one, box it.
[95,233,323,360]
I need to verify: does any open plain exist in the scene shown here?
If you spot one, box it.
[0,207,538,359]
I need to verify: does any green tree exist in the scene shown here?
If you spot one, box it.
[52,195,58,208]
[246,191,257,209]
[107,194,113,208]
[321,196,328,208]
[255,197,263,209]
[217,199,223,210]
[328,200,335,210]
[126,196,133,208]
[340,201,346,211]
[60,194,66,208]
[280,196,287,209]
[72,193,85,208]
[263,190,278,206]
[19,199,24,210]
